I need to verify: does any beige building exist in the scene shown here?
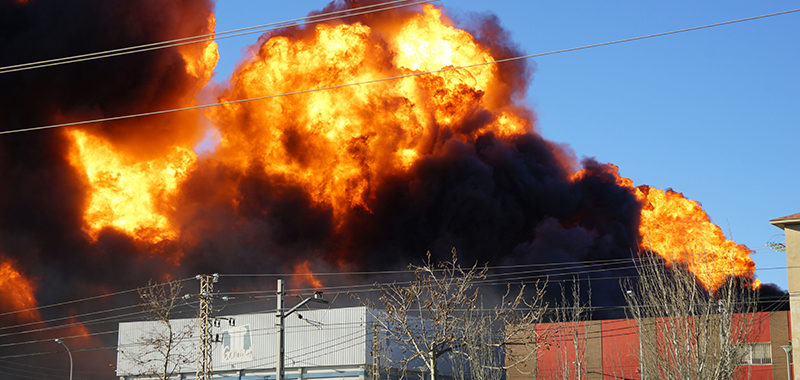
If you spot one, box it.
[771,212,800,379]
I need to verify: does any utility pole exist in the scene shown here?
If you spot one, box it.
[275,279,329,380]
[276,279,285,380]
[371,323,380,380]
[188,273,218,380]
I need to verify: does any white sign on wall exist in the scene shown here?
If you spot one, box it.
[222,325,254,362]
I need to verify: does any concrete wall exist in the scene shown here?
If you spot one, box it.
[785,224,800,379]
[770,310,791,380]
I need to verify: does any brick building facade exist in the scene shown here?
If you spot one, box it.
[508,311,791,380]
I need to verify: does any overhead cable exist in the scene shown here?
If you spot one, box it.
[0,0,433,75]
[1,7,798,135]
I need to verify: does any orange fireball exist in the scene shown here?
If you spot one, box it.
[573,164,756,290]
[0,257,40,321]
[67,129,197,243]
[210,4,530,219]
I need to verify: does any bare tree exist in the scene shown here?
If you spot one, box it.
[622,252,760,379]
[121,280,195,379]
[365,250,548,380]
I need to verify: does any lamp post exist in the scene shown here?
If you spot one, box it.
[54,338,73,380]
[276,279,329,380]
[780,344,792,380]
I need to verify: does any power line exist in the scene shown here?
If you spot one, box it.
[0,329,118,349]
[0,260,779,338]
[0,0,432,75]
[0,292,786,361]
[220,253,782,280]
[0,253,772,319]
[0,257,642,317]
[0,277,192,318]
[220,257,642,278]
[0,302,143,333]
[1,7,797,136]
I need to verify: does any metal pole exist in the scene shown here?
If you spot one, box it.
[195,274,215,380]
[54,338,73,380]
[276,279,285,380]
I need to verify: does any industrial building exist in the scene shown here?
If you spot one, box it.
[116,306,431,380]
[118,305,793,380]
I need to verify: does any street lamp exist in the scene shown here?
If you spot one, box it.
[780,344,792,380]
[276,279,328,380]
[54,338,73,380]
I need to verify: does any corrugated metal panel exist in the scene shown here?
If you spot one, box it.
[117,317,198,376]
[283,306,368,368]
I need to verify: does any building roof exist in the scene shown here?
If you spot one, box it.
[770,212,800,228]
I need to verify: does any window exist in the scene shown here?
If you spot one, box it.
[739,343,772,365]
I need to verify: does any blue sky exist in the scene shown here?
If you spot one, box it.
[211,1,799,289]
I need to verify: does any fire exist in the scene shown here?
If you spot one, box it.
[67,129,197,243]
[47,2,757,300]
[180,14,219,85]
[0,257,40,321]
[293,260,323,289]
[573,165,756,290]
[636,185,756,289]
[210,4,529,218]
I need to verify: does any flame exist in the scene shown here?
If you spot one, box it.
[636,185,755,290]
[67,129,197,243]
[0,257,40,321]
[210,4,529,219]
[180,14,219,85]
[55,3,756,295]
[573,164,756,290]
[293,260,323,289]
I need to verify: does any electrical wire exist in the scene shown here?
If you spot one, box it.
[0,0,432,75]
[0,261,783,340]
[1,7,797,135]
[220,257,642,278]
[0,277,193,318]
[0,293,787,364]
[0,254,777,321]
[0,259,638,318]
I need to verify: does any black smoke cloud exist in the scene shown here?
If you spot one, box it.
[0,0,214,303]
[0,0,752,320]
[0,1,782,378]
[0,0,214,377]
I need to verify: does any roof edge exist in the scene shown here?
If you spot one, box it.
[771,212,800,228]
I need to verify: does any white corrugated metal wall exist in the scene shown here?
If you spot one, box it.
[117,307,371,378]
